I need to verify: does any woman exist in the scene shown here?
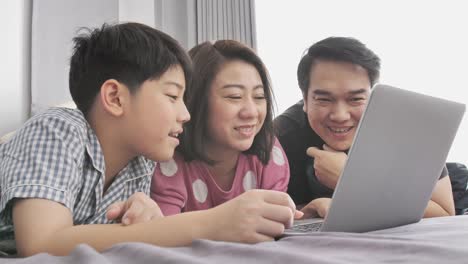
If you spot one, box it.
[151,40,290,215]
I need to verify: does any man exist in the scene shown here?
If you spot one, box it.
[274,37,455,218]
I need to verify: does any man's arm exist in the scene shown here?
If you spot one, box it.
[424,176,455,217]
[13,190,301,257]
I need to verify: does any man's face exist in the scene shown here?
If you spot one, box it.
[303,60,371,151]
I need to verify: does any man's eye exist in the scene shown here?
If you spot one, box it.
[315,98,331,102]
[350,97,366,103]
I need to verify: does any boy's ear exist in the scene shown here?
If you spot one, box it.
[99,79,128,117]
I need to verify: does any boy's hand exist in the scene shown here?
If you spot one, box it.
[106,192,163,225]
[300,198,332,219]
[306,144,347,189]
[203,190,303,243]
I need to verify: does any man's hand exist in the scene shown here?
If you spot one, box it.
[106,192,163,225]
[300,198,332,219]
[306,144,348,189]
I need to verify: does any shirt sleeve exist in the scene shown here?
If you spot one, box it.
[150,154,188,216]
[258,137,290,192]
[0,114,82,224]
[439,165,448,179]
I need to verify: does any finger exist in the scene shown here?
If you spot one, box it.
[106,201,126,220]
[306,147,321,158]
[300,202,320,219]
[260,203,295,228]
[322,144,333,152]
[245,232,275,244]
[256,218,286,238]
[150,205,164,219]
[316,200,331,218]
[261,191,297,214]
[122,201,144,225]
[294,210,304,219]
[135,205,164,224]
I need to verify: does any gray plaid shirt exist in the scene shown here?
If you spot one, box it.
[0,108,155,240]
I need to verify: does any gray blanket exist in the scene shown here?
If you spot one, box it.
[2,215,468,263]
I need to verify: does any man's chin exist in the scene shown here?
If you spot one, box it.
[324,141,351,152]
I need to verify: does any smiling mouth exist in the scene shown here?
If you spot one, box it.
[168,132,180,138]
[235,126,255,133]
[327,126,353,134]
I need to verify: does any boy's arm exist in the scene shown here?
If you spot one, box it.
[424,175,455,217]
[14,189,301,257]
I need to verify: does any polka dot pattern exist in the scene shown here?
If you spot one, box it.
[242,170,257,191]
[160,159,178,177]
[192,179,208,203]
[272,146,285,166]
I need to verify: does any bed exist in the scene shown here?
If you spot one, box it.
[1,215,467,263]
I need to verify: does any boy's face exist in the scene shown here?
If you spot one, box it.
[303,60,371,151]
[205,60,267,156]
[125,65,190,161]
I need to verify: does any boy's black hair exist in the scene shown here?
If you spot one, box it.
[69,22,192,117]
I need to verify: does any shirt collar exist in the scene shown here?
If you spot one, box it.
[85,123,105,173]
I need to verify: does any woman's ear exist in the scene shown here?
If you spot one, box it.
[99,79,128,117]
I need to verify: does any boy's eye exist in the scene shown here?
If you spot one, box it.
[166,94,178,100]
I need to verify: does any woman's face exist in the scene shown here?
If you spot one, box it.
[205,59,267,156]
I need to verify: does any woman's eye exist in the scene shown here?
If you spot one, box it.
[227,96,242,99]
[254,94,266,100]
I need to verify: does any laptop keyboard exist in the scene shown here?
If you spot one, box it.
[290,222,323,232]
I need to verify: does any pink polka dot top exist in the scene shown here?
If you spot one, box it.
[150,137,290,215]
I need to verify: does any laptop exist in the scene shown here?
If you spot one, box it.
[283,84,466,235]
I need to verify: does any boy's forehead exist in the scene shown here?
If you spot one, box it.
[159,65,186,86]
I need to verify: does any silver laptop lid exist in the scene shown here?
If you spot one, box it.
[321,84,465,232]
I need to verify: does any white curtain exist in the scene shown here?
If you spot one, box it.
[196,0,256,49]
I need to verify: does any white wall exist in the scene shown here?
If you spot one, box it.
[0,0,31,136]
[256,0,468,164]
[31,0,119,115]
[119,0,155,27]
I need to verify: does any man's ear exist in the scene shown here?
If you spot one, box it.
[99,79,128,117]
[302,93,307,112]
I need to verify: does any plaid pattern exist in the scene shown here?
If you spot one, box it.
[0,108,154,240]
